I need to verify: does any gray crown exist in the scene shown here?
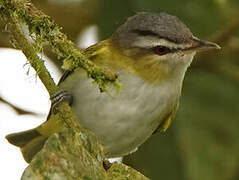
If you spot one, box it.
[112,12,193,47]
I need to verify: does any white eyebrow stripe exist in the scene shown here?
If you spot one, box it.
[132,36,192,49]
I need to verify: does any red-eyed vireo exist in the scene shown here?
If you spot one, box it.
[6,12,220,163]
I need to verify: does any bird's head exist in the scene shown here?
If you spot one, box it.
[109,12,220,83]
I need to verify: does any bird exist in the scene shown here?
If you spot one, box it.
[6,12,220,163]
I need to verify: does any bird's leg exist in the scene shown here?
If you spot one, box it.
[103,159,112,171]
[51,90,73,114]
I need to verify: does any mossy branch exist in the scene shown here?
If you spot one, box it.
[0,0,118,129]
[0,8,58,95]
[0,1,81,130]
[0,0,149,179]
[1,0,117,91]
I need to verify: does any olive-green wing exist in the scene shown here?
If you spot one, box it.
[58,70,73,85]
[153,102,179,134]
[57,42,102,85]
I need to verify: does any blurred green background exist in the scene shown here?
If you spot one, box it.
[1,0,239,179]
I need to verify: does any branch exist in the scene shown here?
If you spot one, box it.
[209,18,239,45]
[0,96,37,115]
[193,18,239,84]
[21,128,149,180]
[0,0,81,142]
[0,0,117,129]
[0,0,149,179]
[3,0,117,91]
[1,1,83,130]
[196,18,239,63]
[0,8,58,95]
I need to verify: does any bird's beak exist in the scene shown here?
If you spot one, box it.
[190,36,221,51]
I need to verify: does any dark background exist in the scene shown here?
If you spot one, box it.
[1,0,239,179]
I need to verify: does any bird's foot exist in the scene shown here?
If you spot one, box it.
[51,90,73,114]
[103,160,112,171]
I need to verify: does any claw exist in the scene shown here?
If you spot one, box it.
[51,90,73,114]
[103,160,112,171]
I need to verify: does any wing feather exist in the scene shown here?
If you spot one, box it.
[153,102,179,134]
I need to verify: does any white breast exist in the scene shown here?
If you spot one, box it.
[60,69,183,157]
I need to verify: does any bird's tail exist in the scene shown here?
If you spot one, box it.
[6,128,47,163]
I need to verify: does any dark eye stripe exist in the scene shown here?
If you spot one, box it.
[131,29,187,53]
[131,29,158,37]
[152,46,182,55]
[169,47,181,52]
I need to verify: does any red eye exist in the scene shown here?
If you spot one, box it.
[153,46,171,55]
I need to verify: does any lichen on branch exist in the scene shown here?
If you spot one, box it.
[0,7,58,95]
[0,0,149,179]
[1,0,118,91]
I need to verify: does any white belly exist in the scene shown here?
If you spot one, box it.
[60,69,181,157]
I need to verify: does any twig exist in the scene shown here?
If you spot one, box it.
[0,9,58,96]
[0,0,81,130]
[209,18,239,45]
[2,0,117,91]
[0,96,38,115]
[0,2,150,179]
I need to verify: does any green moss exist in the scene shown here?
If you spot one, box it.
[83,176,93,180]
[51,141,61,152]
[33,159,43,169]
[10,1,119,92]
[1,2,149,179]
